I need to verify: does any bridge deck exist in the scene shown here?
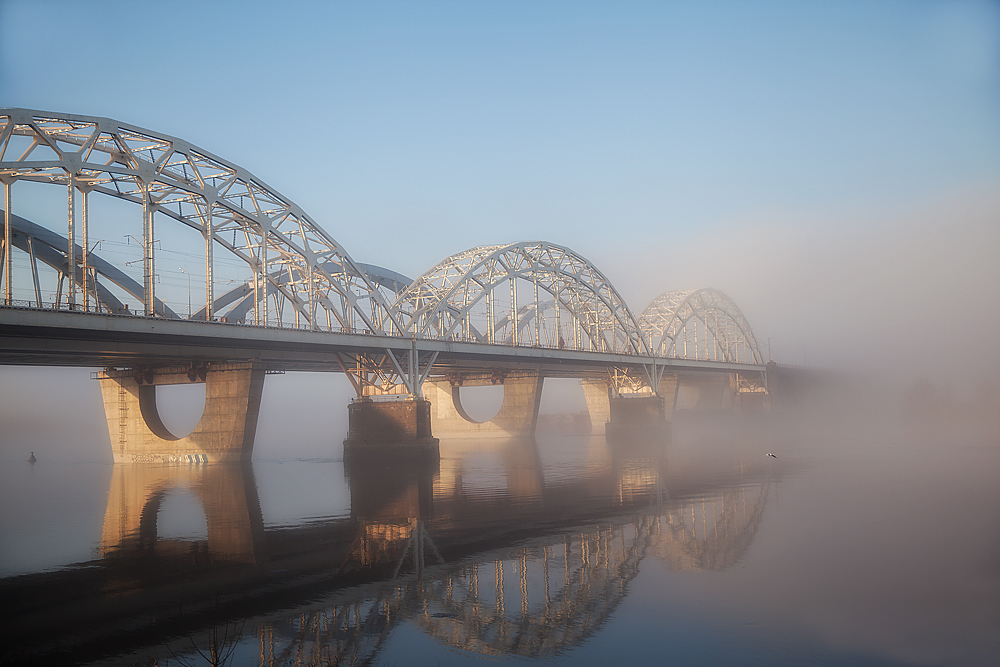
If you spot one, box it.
[0,306,763,377]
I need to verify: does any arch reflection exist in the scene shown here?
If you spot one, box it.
[251,438,773,665]
[5,438,775,666]
[100,462,265,564]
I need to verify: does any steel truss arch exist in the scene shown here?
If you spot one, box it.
[0,108,400,332]
[650,482,770,571]
[393,242,647,355]
[638,288,763,364]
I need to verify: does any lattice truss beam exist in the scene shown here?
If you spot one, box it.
[638,288,763,364]
[0,109,400,332]
[0,110,769,371]
[334,344,439,398]
[392,242,648,354]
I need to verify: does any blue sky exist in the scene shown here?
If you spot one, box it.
[1,0,999,382]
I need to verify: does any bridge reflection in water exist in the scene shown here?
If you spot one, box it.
[247,439,768,666]
[2,437,774,666]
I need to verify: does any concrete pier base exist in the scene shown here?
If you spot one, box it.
[606,394,671,441]
[343,398,440,461]
[424,372,544,438]
[98,362,265,464]
[582,379,612,434]
[584,375,677,440]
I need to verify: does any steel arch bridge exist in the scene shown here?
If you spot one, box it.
[0,109,765,361]
[639,288,764,364]
[1,108,773,443]
[392,241,647,354]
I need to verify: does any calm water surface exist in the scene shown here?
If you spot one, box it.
[1,422,998,666]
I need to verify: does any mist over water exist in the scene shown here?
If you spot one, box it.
[2,386,998,666]
[2,1,999,664]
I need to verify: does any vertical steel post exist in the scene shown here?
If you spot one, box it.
[510,275,518,346]
[463,282,470,341]
[693,318,699,359]
[260,223,268,327]
[27,236,41,306]
[533,272,539,346]
[554,284,562,348]
[204,201,213,320]
[142,182,154,316]
[252,230,259,325]
[486,290,493,345]
[308,262,315,331]
[81,187,89,310]
[713,312,719,361]
[67,175,76,308]
[3,180,11,305]
[341,256,351,332]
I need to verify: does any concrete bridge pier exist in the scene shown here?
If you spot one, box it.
[582,379,612,435]
[343,397,439,461]
[583,374,678,439]
[423,372,544,438]
[97,362,265,464]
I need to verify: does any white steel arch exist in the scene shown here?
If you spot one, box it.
[638,288,763,363]
[0,108,400,333]
[393,242,647,355]
[1,209,174,316]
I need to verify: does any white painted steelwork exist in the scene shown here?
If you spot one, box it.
[0,109,400,332]
[639,288,763,364]
[0,109,770,388]
[393,242,648,355]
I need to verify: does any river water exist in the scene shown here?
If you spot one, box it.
[1,417,998,666]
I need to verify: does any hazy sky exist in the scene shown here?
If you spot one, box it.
[1,1,999,457]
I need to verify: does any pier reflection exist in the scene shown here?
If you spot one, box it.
[1,437,775,666]
[252,438,772,665]
[100,462,266,564]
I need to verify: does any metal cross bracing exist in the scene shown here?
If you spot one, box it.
[0,109,769,397]
[0,108,401,333]
[0,209,176,315]
[638,288,764,365]
[391,241,648,355]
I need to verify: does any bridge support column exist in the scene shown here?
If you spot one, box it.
[582,379,612,434]
[584,375,677,440]
[423,372,544,438]
[343,398,439,461]
[606,394,669,440]
[98,362,265,464]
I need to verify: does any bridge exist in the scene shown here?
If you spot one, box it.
[0,108,769,462]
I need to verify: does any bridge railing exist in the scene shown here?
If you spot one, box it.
[0,300,767,368]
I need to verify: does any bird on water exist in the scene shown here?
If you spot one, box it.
[766,453,777,458]
[28,452,37,463]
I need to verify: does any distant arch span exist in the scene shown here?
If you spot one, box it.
[393,242,647,355]
[638,288,763,363]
